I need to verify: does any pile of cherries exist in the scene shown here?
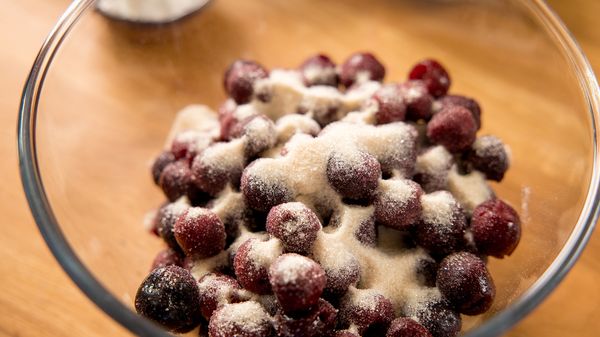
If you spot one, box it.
[135,52,521,337]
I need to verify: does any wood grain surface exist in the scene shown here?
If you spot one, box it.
[1,0,599,336]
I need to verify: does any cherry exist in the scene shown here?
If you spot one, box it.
[339,289,394,336]
[386,317,433,337]
[273,298,338,337]
[269,254,326,315]
[438,95,481,128]
[340,52,385,87]
[415,191,467,256]
[437,252,495,315]
[266,202,322,254]
[426,105,477,153]
[224,60,269,104]
[408,59,451,98]
[327,150,381,201]
[300,54,339,87]
[151,151,176,185]
[467,136,509,181]
[471,199,521,258]
[374,179,423,231]
[372,84,407,124]
[174,207,226,258]
[135,266,202,333]
[151,248,183,270]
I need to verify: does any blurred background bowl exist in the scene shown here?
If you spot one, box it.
[18,0,600,336]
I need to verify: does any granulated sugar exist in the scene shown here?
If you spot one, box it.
[447,165,493,214]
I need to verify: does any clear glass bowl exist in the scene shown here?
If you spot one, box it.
[18,0,600,336]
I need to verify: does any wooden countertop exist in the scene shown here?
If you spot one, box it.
[1,1,599,336]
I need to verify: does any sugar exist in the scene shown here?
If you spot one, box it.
[275,255,314,284]
[275,114,320,143]
[165,104,219,147]
[447,165,493,214]
[420,191,457,226]
[248,238,283,269]
[96,0,208,23]
[216,301,270,331]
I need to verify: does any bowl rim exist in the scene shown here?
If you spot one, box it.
[17,0,600,336]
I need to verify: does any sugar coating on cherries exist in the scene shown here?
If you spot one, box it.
[208,301,274,337]
[197,273,251,320]
[138,53,521,337]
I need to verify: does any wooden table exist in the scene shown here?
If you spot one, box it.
[1,0,599,336]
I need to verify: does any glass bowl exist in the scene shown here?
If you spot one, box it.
[18,0,600,336]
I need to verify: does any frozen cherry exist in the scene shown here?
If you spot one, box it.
[316,250,361,298]
[135,266,201,333]
[327,150,381,201]
[274,298,337,337]
[159,160,194,202]
[340,52,385,87]
[191,143,244,196]
[234,238,283,294]
[467,136,509,181]
[408,59,450,98]
[372,84,407,124]
[241,160,294,212]
[427,105,477,153]
[151,151,176,185]
[438,95,481,128]
[234,115,277,158]
[157,202,189,251]
[471,199,521,258]
[437,252,495,315]
[339,289,394,336]
[266,202,322,254]
[413,299,461,337]
[174,207,226,258]
[415,191,467,256]
[375,179,423,230]
[399,80,434,121]
[269,254,326,315]
[197,273,249,320]
[151,248,183,270]
[224,60,269,104]
[171,130,210,161]
[208,301,274,337]
[300,54,339,87]
[386,317,433,337]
